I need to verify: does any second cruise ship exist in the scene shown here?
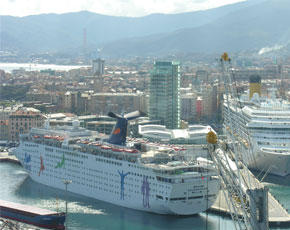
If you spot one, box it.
[223,75,290,176]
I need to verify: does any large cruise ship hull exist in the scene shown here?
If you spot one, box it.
[15,141,220,215]
[225,131,290,176]
[246,149,290,177]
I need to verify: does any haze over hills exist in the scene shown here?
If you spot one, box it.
[2,0,288,58]
[0,0,253,53]
[103,0,290,57]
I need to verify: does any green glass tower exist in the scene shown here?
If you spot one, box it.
[149,61,181,129]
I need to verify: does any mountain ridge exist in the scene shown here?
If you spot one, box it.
[1,0,281,57]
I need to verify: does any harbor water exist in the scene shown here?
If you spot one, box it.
[1,162,290,230]
[0,63,88,73]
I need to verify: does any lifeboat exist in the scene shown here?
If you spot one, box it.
[33,135,40,139]
[112,148,124,152]
[44,135,52,139]
[124,149,139,154]
[101,146,112,150]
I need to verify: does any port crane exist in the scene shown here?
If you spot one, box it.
[207,53,269,230]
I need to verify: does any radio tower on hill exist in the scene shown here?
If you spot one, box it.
[83,28,87,64]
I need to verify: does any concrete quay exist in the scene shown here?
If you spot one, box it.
[210,169,290,227]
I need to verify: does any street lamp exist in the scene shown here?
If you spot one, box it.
[62,179,72,230]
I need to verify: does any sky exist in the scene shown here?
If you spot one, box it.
[0,0,246,17]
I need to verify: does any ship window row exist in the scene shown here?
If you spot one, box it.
[156,176,202,184]
[128,164,149,171]
[23,148,38,153]
[249,127,290,131]
[258,141,290,147]
[154,167,207,176]
[56,149,88,159]
[45,147,54,152]
[45,153,62,160]
[66,158,84,164]
[24,143,38,147]
[95,157,122,166]
[188,196,203,200]
[130,172,155,180]
[169,195,214,201]
[67,168,80,174]
[88,168,103,174]
[170,197,186,201]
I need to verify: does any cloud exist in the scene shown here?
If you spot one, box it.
[0,0,246,17]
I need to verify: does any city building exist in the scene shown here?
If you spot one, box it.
[196,97,203,121]
[0,120,9,140]
[0,105,22,120]
[92,58,105,76]
[196,70,209,82]
[86,116,159,136]
[89,92,147,115]
[181,94,197,123]
[201,85,217,119]
[149,61,181,129]
[9,108,45,141]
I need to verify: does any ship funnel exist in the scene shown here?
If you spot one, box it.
[249,75,261,99]
[108,111,145,145]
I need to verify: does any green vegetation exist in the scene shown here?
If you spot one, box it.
[0,85,31,101]
[0,101,17,107]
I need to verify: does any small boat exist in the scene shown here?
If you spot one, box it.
[0,200,65,230]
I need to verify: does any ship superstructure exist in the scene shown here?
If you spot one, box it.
[14,112,220,215]
[223,88,290,176]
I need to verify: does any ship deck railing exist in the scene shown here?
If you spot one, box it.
[23,137,208,170]
[260,147,290,155]
[154,172,218,184]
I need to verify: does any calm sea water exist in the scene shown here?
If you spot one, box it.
[1,162,290,230]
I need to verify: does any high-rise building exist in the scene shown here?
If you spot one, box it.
[201,85,217,120]
[149,61,181,129]
[92,58,105,76]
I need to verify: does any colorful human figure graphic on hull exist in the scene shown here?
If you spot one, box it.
[141,176,150,208]
[38,155,45,176]
[24,153,31,163]
[118,170,129,200]
[55,153,65,168]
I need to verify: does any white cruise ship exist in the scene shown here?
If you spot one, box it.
[14,111,220,215]
[223,80,290,176]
